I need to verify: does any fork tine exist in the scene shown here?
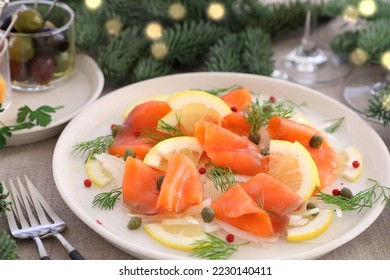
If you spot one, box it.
[24,175,62,223]
[8,178,30,229]
[16,176,40,227]
[23,176,51,225]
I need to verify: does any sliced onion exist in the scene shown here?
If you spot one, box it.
[288,215,309,226]
[162,216,199,225]
[214,219,279,245]
[233,174,252,183]
[94,153,125,187]
[300,207,320,217]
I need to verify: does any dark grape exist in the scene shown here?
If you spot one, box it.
[30,55,55,84]
[10,60,30,82]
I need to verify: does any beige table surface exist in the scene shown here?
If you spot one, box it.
[1,19,389,260]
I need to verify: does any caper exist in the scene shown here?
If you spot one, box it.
[201,206,215,223]
[156,176,164,191]
[306,202,318,210]
[340,187,353,199]
[262,104,273,112]
[261,148,270,156]
[309,134,323,148]
[127,216,142,230]
[123,148,136,160]
[249,132,260,145]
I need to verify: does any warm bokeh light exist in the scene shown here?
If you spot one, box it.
[380,51,390,70]
[350,48,369,66]
[207,2,225,21]
[85,0,103,10]
[145,22,164,40]
[343,5,359,22]
[168,3,186,21]
[358,0,377,17]
[151,42,168,60]
[105,18,122,37]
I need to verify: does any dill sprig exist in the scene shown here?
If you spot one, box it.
[72,135,114,158]
[197,85,241,96]
[324,117,345,133]
[143,117,184,144]
[315,179,390,212]
[206,163,236,192]
[92,187,122,210]
[246,98,295,136]
[191,232,249,260]
[366,86,390,126]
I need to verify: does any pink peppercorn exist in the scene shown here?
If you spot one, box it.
[226,234,234,243]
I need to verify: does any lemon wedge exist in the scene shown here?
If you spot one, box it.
[144,223,207,251]
[158,90,232,136]
[337,146,363,182]
[121,94,169,119]
[287,209,333,242]
[85,157,113,187]
[269,140,320,201]
[143,136,203,171]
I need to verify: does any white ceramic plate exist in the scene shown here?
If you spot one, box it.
[1,53,104,146]
[52,73,390,260]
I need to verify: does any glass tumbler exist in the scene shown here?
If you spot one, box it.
[0,0,75,92]
[0,35,11,113]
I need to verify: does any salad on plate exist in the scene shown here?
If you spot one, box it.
[71,85,389,260]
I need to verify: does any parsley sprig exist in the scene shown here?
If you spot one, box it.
[191,232,249,260]
[0,104,63,149]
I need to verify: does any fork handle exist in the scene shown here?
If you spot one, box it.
[33,236,51,260]
[54,232,85,260]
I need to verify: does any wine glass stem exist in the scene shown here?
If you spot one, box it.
[300,0,317,55]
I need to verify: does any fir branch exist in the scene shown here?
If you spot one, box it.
[366,86,390,126]
[72,135,114,158]
[191,232,249,260]
[324,117,345,133]
[241,27,274,76]
[206,163,236,192]
[0,230,19,260]
[98,26,149,85]
[330,31,359,56]
[131,56,172,83]
[0,105,63,150]
[315,179,390,212]
[92,187,122,211]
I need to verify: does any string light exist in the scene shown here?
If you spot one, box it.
[358,0,377,17]
[84,0,102,10]
[381,51,390,70]
[105,18,122,38]
[207,2,225,21]
[168,3,186,21]
[151,42,168,60]
[343,5,359,22]
[145,21,163,40]
[349,48,369,66]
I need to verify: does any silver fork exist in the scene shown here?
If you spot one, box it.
[4,176,85,260]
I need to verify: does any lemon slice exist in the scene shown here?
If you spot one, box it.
[85,157,113,187]
[158,90,232,136]
[337,146,363,182]
[287,209,333,242]
[121,95,169,119]
[143,136,203,171]
[269,140,320,201]
[144,223,207,251]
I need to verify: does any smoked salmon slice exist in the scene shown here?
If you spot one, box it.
[220,87,253,111]
[109,100,172,159]
[242,173,303,234]
[267,116,338,189]
[195,120,268,176]
[211,184,275,237]
[122,156,165,214]
[157,153,203,213]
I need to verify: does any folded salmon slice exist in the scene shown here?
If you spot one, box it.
[157,153,203,213]
[211,184,275,237]
[122,156,164,214]
[242,173,303,234]
[267,116,338,189]
[108,100,172,159]
[195,120,268,176]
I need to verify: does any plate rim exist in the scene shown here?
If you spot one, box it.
[52,72,390,260]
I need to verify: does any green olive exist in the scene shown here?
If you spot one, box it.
[14,8,43,33]
[8,36,35,63]
[54,52,71,73]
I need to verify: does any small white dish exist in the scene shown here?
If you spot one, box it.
[1,53,104,146]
